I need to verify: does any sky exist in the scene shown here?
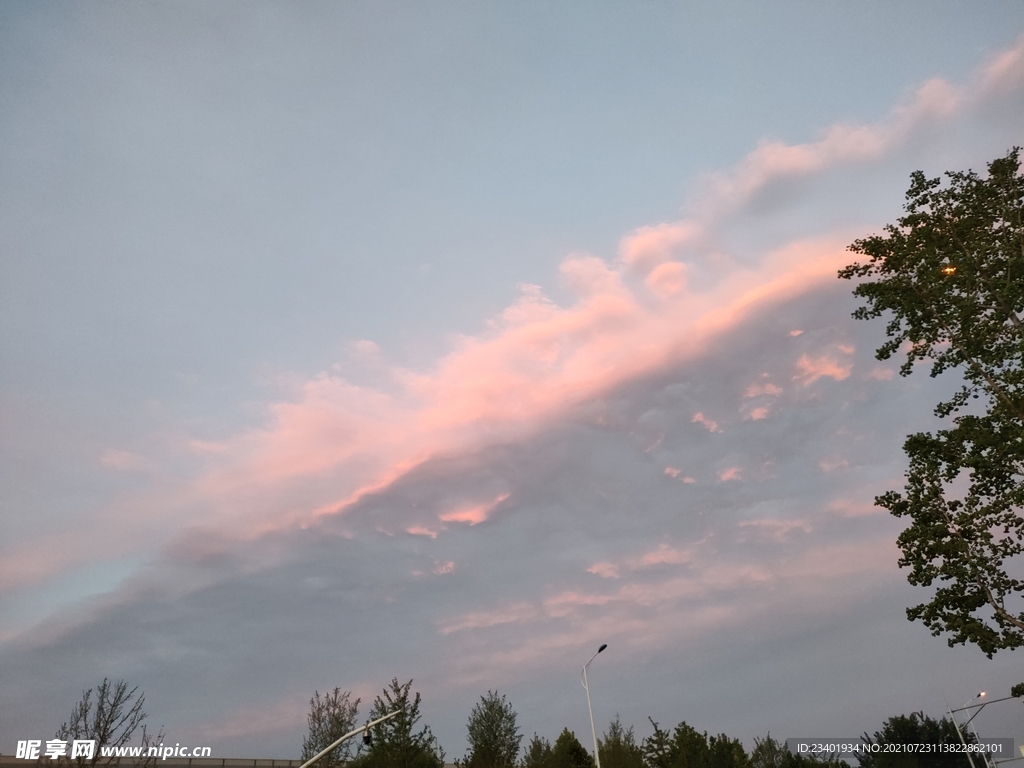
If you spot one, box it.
[3,0,1024,760]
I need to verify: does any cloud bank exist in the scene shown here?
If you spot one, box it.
[3,32,1024,761]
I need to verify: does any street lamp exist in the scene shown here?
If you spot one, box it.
[581,643,608,768]
[964,693,992,768]
[950,692,987,768]
[297,708,401,768]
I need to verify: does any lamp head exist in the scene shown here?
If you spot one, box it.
[598,643,607,653]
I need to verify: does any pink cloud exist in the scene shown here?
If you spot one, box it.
[439,493,510,525]
[746,406,770,421]
[718,466,742,481]
[110,36,1024,550]
[0,548,78,593]
[695,77,962,218]
[663,467,681,478]
[438,601,538,635]
[588,543,694,581]
[645,261,688,298]
[744,382,782,397]
[439,535,902,680]
[639,543,691,567]
[980,33,1024,91]
[692,412,721,432]
[183,234,852,536]
[618,222,700,272]
[794,354,852,385]
[588,562,621,579]
[819,457,850,472]
[351,339,381,356]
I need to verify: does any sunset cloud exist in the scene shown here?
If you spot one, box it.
[4,24,1024,761]
[794,353,853,385]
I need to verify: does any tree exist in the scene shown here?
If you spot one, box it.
[524,734,554,768]
[839,148,1024,656]
[55,678,164,768]
[749,735,846,768]
[640,719,748,768]
[598,716,643,768]
[640,719,677,768]
[856,712,976,768]
[301,688,361,768]
[706,735,748,768]
[551,729,594,768]
[749,736,789,768]
[462,691,522,768]
[351,678,444,768]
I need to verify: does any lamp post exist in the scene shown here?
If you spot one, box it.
[581,643,608,768]
[965,693,992,768]
[950,692,986,768]
[297,708,401,768]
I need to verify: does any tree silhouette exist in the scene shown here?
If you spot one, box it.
[551,729,594,768]
[352,678,443,768]
[55,678,164,768]
[463,691,522,768]
[840,148,1024,655]
[598,716,643,768]
[301,688,360,768]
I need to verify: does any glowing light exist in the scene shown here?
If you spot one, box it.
[942,265,957,275]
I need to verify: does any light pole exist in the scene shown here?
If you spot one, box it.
[297,708,401,768]
[964,692,993,768]
[950,692,986,768]
[581,643,608,768]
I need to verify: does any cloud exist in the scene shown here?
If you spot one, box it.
[693,412,722,432]
[690,76,962,221]
[619,223,701,272]
[439,494,510,525]
[588,544,694,580]
[745,382,783,398]
[819,457,850,472]
[438,602,539,635]
[5,32,1024,761]
[794,354,852,385]
[69,36,1024,559]
[645,261,689,298]
[165,231,853,546]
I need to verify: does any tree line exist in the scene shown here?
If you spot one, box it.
[302,679,985,768]
[39,676,994,768]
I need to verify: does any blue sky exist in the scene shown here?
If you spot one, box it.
[3,1,1024,759]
